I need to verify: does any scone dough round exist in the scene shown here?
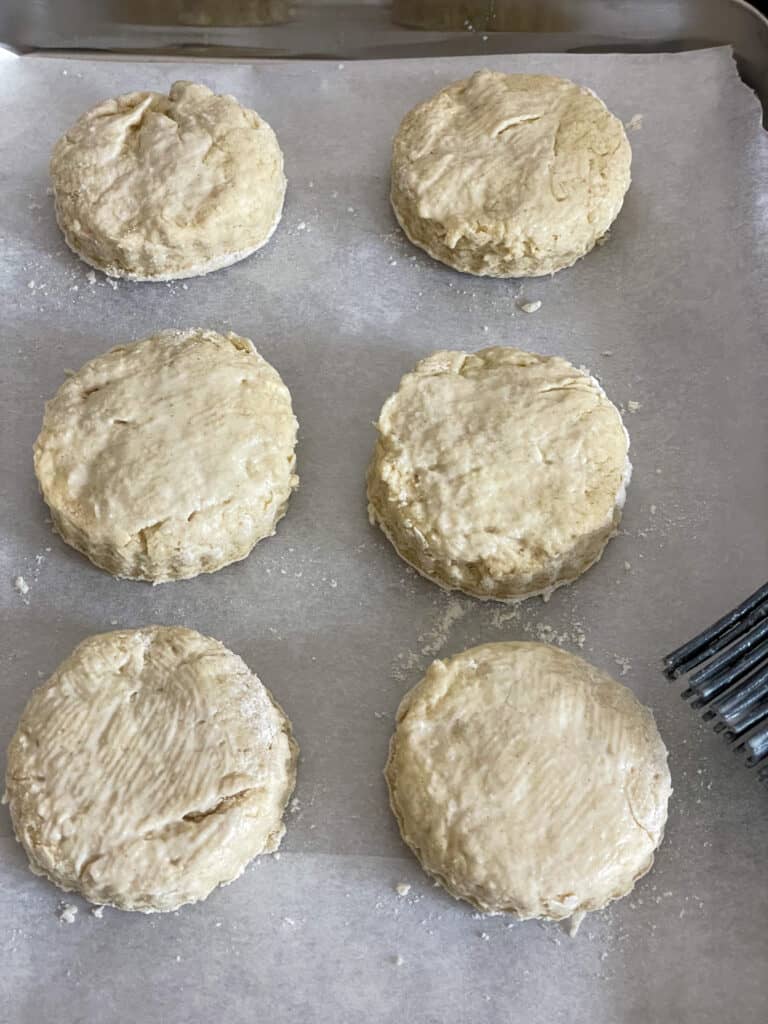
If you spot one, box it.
[5,626,298,913]
[391,70,631,277]
[367,347,630,601]
[386,642,671,920]
[34,328,299,582]
[51,81,286,280]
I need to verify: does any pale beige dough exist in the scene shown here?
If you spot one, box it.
[4,627,298,913]
[367,347,630,602]
[34,328,298,582]
[391,70,631,277]
[51,81,286,280]
[386,642,671,921]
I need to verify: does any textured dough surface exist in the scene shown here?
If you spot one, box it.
[4,627,298,913]
[367,347,630,601]
[391,70,631,277]
[386,642,671,920]
[51,81,285,280]
[34,328,299,582]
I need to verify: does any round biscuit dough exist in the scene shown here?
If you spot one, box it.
[34,328,299,583]
[391,70,631,277]
[4,626,298,913]
[386,642,671,921]
[51,81,286,280]
[367,347,630,601]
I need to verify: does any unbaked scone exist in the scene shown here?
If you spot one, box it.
[367,347,630,601]
[386,642,671,921]
[51,81,285,280]
[34,328,298,582]
[4,626,298,913]
[391,70,631,277]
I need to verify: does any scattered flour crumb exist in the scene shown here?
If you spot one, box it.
[601,350,614,357]
[624,561,632,572]
[337,63,345,70]
[613,655,632,676]
[519,300,542,314]
[420,598,467,658]
[394,954,405,966]
[58,903,78,924]
[282,917,296,927]
[13,575,29,596]
[86,270,97,285]
[625,113,644,132]
[272,852,281,861]
[650,504,657,515]
[296,221,306,231]
[480,932,490,941]
[482,325,489,332]
[90,906,104,919]
[395,883,411,897]
[627,400,642,413]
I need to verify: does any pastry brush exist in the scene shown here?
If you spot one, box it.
[663,581,768,782]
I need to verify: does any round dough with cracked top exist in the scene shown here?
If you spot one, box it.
[391,70,631,277]
[367,347,630,601]
[4,626,298,913]
[386,642,671,921]
[34,328,298,582]
[51,81,285,280]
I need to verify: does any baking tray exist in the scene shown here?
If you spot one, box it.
[2,0,768,110]
[1,48,767,1024]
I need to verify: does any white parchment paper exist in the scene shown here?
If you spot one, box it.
[1,48,767,1024]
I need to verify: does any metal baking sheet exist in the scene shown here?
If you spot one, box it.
[1,49,766,1024]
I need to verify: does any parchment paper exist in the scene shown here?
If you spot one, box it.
[1,48,766,1024]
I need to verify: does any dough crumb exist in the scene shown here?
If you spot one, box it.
[479,931,490,941]
[601,350,614,357]
[393,954,405,966]
[624,561,632,572]
[614,655,632,676]
[627,400,642,412]
[625,113,644,132]
[519,300,542,314]
[86,270,96,285]
[58,903,78,924]
[13,575,29,596]
[650,504,657,515]
[272,852,281,861]
[568,910,586,937]
[296,221,306,231]
[395,883,411,897]
[90,906,104,919]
